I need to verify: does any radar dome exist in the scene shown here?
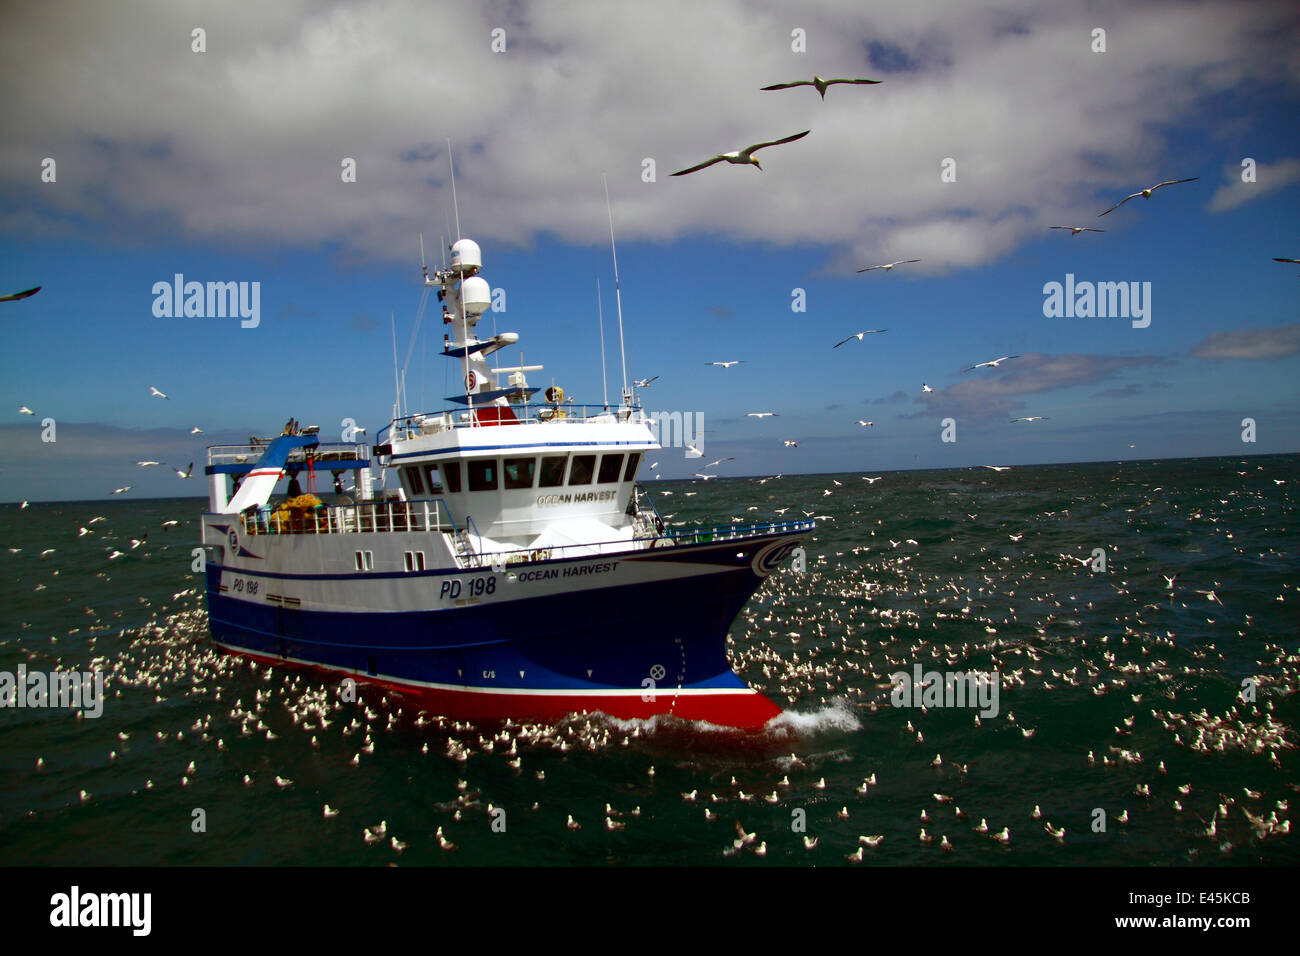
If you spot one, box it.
[450,239,481,274]
[461,276,491,315]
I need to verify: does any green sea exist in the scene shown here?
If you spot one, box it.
[2,454,1297,866]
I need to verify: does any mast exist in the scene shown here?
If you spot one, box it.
[603,174,630,408]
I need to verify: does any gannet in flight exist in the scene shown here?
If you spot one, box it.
[833,329,888,348]
[964,355,1019,371]
[857,259,921,274]
[760,75,881,99]
[671,130,811,176]
[1098,178,1198,217]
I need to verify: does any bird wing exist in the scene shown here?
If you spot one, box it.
[1097,192,1141,216]
[832,334,860,348]
[856,265,883,273]
[897,259,922,265]
[1273,258,1300,264]
[748,129,811,152]
[827,78,882,85]
[1152,177,1199,190]
[0,286,41,302]
[671,156,724,177]
[760,81,812,91]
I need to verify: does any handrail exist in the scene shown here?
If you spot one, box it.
[235,496,463,537]
[378,403,649,444]
[207,441,369,467]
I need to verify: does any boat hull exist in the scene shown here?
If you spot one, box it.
[204,532,805,729]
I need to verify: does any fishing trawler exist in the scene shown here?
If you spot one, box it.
[199,237,811,728]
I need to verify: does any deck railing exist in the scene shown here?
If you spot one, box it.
[378,404,648,443]
[240,498,457,536]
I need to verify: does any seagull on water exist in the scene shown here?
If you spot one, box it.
[1050,226,1105,236]
[965,355,1019,371]
[671,130,811,176]
[761,75,881,99]
[833,329,888,348]
[857,259,920,274]
[1098,178,1199,217]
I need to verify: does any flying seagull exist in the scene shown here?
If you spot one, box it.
[706,360,744,368]
[1010,416,1049,423]
[921,383,934,393]
[190,426,204,434]
[1050,226,1105,236]
[964,355,1019,371]
[173,462,194,479]
[694,473,718,481]
[857,260,920,274]
[632,376,659,388]
[856,420,874,427]
[833,329,888,348]
[18,405,34,415]
[705,458,735,468]
[1098,178,1199,217]
[979,465,1011,472]
[746,412,779,418]
[148,386,168,399]
[0,286,40,302]
[671,130,811,176]
[760,75,882,99]
[782,440,798,448]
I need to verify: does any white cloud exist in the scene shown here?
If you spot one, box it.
[1,0,1296,269]
[1208,157,1300,212]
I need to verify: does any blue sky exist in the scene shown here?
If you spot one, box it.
[2,0,1298,501]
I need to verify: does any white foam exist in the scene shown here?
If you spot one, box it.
[767,698,861,735]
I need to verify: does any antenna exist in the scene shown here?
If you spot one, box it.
[447,138,461,241]
[597,278,609,409]
[390,312,401,421]
[602,174,629,405]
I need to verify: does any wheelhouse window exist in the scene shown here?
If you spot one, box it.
[405,466,424,496]
[597,453,624,484]
[503,457,536,490]
[442,462,462,493]
[423,464,443,494]
[623,453,640,481]
[568,454,596,485]
[468,459,498,491]
[538,455,567,487]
